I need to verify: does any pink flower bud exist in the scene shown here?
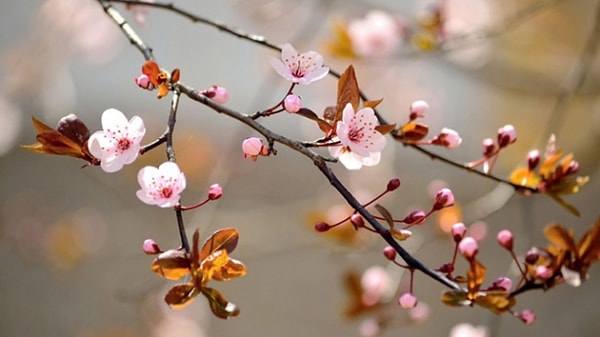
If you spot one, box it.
[518,309,536,325]
[283,94,302,113]
[134,74,154,90]
[314,221,331,232]
[566,160,580,175]
[383,246,396,260]
[451,222,467,242]
[497,229,514,250]
[482,138,495,156]
[350,213,365,228]
[433,188,455,210]
[491,276,512,291]
[409,100,429,120]
[497,124,517,147]
[387,178,401,191]
[403,210,426,225]
[527,149,540,170]
[201,85,229,104]
[432,128,462,149]
[242,137,264,158]
[398,292,417,309]
[458,237,478,259]
[535,265,552,280]
[207,183,223,200]
[142,239,161,255]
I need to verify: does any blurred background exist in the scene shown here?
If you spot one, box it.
[1,0,600,336]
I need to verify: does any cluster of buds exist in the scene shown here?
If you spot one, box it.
[394,100,462,149]
[467,124,517,174]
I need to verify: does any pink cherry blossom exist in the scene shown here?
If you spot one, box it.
[136,162,186,208]
[269,43,329,85]
[360,265,391,306]
[329,103,386,170]
[88,108,146,173]
[449,323,489,337]
[347,10,402,58]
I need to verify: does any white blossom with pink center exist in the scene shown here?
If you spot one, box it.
[269,43,329,85]
[329,103,386,170]
[136,162,186,208]
[88,108,146,173]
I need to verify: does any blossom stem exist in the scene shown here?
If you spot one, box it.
[180,198,211,211]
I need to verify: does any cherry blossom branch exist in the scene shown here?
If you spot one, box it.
[97,0,464,291]
[98,0,154,60]
[101,0,538,194]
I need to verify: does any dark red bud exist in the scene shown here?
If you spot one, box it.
[387,178,401,191]
[314,222,331,232]
[383,246,397,260]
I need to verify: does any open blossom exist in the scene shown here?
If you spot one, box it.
[347,10,402,58]
[329,103,386,170]
[269,43,329,85]
[136,162,186,208]
[88,108,146,173]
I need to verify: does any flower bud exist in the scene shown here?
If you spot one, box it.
[386,178,401,191]
[496,229,514,250]
[142,239,161,255]
[458,237,478,259]
[350,213,365,228]
[432,128,462,149]
[482,138,495,156]
[403,210,426,225]
[525,248,540,264]
[565,160,580,175]
[398,292,417,309]
[283,94,302,113]
[527,149,540,170]
[207,183,223,200]
[134,74,154,90]
[433,188,455,210]
[497,124,517,148]
[201,85,229,104]
[491,276,512,292]
[518,309,536,325]
[451,222,467,242]
[535,265,552,280]
[383,246,396,260]
[409,100,429,120]
[314,221,331,232]
[242,137,264,157]
[436,262,454,274]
